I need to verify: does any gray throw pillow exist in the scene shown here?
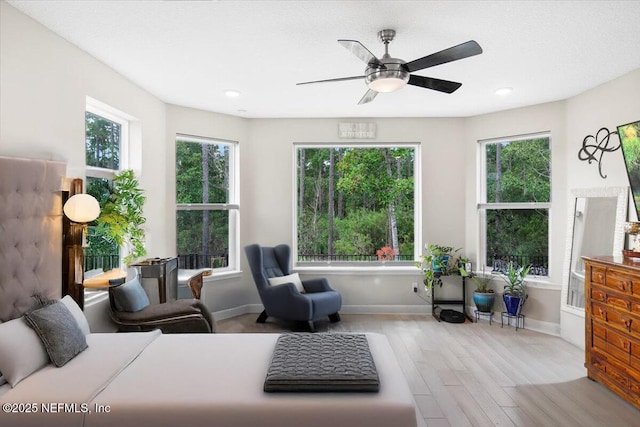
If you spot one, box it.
[112,277,151,312]
[24,301,88,367]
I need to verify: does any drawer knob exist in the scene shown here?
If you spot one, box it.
[624,319,632,331]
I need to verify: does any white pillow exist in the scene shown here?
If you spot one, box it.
[0,317,49,387]
[61,295,91,335]
[268,273,305,293]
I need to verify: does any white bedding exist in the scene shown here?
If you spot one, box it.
[0,332,417,427]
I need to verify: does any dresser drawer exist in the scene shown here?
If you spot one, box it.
[606,269,636,295]
[591,266,606,284]
[591,352,629,391]
[591,287,606,303]
[585,258,640,411]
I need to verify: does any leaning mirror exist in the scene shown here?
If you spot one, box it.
[562,187,628,311]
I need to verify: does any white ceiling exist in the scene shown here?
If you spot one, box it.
[7,0,640,119]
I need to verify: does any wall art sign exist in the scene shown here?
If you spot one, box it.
[577,127,620,179]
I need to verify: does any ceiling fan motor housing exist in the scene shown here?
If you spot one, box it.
[365,57,409,93]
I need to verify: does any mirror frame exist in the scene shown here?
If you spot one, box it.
[561,186,629,316]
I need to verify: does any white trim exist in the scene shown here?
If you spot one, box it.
[477,132,551,276]
[464,304,560,336]
[560,186,629,312]
[203,270,243,282]
[174,135,240,272]
[295,266,423,276]
[213,304,263,321]
[215,303,561,336]
[85,97,132,172]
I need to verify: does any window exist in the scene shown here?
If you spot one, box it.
[295,144,420,267]
[479,133,551,276]
[175,135,239,273]
[84,101,130,274]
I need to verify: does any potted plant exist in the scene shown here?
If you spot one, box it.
[416,243,461,289]
[460,264,495,313]
[500,262,531,315]
[95,169,147,266]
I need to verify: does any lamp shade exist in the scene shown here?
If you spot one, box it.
[63,194,100,223]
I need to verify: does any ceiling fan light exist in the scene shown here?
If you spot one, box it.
[368,77,407,93]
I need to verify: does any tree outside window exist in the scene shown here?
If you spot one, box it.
[84,111,122,272]
[175,136,239,271]
[480,135,551,276]
[296,144,418,265]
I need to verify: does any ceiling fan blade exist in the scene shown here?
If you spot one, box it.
[338,40,385,67]
[408,75,462,93]
[297,75,364,86]
[358,89,378,105]
[405,40,483,73]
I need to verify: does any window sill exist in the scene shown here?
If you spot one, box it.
[293,266,423,276]
[203,270,243,282]
[84,290,109,307]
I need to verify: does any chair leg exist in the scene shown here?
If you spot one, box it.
[329,312,341,323]
[308,321,316,333]
[256,310,268,323]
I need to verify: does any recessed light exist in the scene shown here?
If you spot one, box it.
[225,90,241,98]
[237,109,247,113]
[495,87,513,96]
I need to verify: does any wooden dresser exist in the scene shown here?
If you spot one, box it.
[584,256,640,409]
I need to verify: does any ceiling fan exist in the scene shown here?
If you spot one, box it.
[297,29,483,104]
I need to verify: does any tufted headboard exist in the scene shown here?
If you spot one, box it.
[0,156,66,322]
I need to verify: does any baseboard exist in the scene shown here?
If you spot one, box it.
[213,304,263,321]
[464,304,561,336]
[341,305,431,315]
[213,303,561,336]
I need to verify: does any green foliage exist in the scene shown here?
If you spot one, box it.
[620,122,640,215]
[85,177,119,261]
[85,112,120,169]
[416,243,462,289]
[175,139,231,260]
[96,170,146,265]
[297,146,415,261]
[459,264,494,293]
[501,262,531,297]
[484,138,550,267]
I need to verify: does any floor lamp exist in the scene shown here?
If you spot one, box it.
[62,179,100,310]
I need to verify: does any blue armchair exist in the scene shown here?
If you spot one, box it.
[244,244,341,332]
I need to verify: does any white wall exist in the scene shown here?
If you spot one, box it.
[462,101,567,331]
[560,68,640,346]
[241,117,466,311]
[0,1,167,331]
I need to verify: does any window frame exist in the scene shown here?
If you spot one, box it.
[477,132,551,277]
[85,99,129,178]
[292,142,422,270]
[84,98,132,302]
[175,134,240,276]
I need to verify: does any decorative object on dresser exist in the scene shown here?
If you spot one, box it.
[623,222,640,259]
[584,256,640,410]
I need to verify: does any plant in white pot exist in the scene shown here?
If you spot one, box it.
[501,262,531,315]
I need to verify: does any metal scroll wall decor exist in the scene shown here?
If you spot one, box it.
[577,127,621,179]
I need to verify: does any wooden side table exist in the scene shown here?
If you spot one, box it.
[82,268,127,289]
[177,269,207,299]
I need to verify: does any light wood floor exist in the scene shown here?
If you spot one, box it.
[217,313,640,427]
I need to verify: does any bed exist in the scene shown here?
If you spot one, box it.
[0,156,417,427]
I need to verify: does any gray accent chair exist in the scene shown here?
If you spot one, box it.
[107,276,215,334]
[244,244,341,332]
